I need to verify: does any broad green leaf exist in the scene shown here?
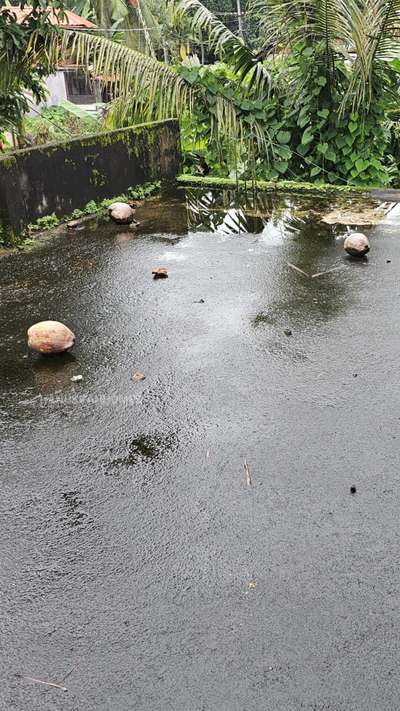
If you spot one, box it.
[274,160,288,175]
[335,135,346,148]
[277,130,291,144]
[298,114,309,128]
[274,144,292,159]
[317,142,329,155]
[297,143,310,156]
[301,128,314,146]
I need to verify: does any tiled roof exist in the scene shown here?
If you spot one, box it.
[0,6,97,29]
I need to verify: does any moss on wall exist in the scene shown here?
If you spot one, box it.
[177,174,369,196]
[0,120,180,245]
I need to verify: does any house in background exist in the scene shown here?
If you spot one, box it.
[1,6,103,112]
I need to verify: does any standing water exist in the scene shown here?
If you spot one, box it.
[1,188,400,710]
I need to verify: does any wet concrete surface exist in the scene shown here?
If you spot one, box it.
[1,189,400,710]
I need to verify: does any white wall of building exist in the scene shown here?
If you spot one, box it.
[26,71,67,116]
[44,71,68,106]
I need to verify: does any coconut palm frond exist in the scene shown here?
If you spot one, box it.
[367,0,400,61]
[315,0,342,75]
[169,0,241,54]
[341,0,400,112]
[58,30,263,150]
[169,0,270,92]
[250,0,350,55]
[248,0,314,49]
[61,29,192,119]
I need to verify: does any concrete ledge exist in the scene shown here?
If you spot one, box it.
[0,119,181,243]
[177,174,369,196]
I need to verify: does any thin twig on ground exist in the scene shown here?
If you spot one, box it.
[287,262,310,278]
[311,266,344,279]
[22,676,67,692]
[244,459,252,487]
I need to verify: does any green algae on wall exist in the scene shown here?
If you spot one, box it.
[0,119,181,245]
[177,174,369,196]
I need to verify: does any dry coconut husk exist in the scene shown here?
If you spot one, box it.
[108,202,135,225]
[344,233,370,257]
[27,321,75,354]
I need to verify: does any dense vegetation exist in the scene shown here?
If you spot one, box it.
[22,105,100,145]
[0,1,65,136]
[62,0,400,187]
[3,1,400,187]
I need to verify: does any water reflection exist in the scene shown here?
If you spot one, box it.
[186,189,273,234]
[32,352,79,393]
[184,188,359,326]
[185,187,349,245]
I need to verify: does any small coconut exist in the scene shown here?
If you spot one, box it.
[108,202,135,225]
[344,233,370,257]
[27,321,75,355]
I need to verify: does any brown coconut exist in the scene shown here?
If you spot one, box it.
[344,233,370,257]
[27,321,75,355]
[108,202,135,225]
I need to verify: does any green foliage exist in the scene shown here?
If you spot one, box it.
[28,213,60,232]
[169,0,400,186]
[178,40,395,186]
[0,2,66,133]
[22,181,161,238]
[177,173,368,194]
[21,106,101,146]
[72,0,396,187]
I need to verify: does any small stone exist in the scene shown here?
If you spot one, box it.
[67,220,80,229]
[132,372,146,381]
[108,202,135,225]
[152,267,168,279]
[350,485,357,494]
[71,375,83,382]
[344,233,370,258]
[353,373,358,378]
[284,329,292,337]
[387,259,392,264]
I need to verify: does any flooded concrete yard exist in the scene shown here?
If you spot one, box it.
[1,188,400,710]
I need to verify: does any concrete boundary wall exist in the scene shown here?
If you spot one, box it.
[0,119,181,241]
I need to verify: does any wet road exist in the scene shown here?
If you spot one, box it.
[1,190,400,710]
